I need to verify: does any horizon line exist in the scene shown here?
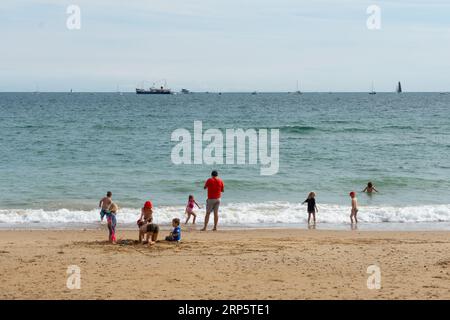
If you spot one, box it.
[0,91,448,94]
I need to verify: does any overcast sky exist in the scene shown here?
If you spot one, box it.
[0,0,449,92]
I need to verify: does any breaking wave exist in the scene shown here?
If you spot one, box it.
[1,202,449,226]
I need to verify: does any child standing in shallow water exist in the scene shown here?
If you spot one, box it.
[302,192,318,225]
[185,195,201,224]
[349,191,358,224]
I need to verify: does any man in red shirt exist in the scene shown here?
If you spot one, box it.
[201,170,224,231]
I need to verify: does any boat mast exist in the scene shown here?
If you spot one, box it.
[295,80,302,94]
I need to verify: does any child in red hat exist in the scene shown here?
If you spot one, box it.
[137,200,159,245]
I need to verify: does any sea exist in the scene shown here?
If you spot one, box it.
[0,92,449,230]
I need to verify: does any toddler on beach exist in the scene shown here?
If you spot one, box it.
[349,191,359,224]
[166,218,181,242]
[185,195,201,224]
[302,192,318,225]
[106,202,118,244]
[99,191,112,222]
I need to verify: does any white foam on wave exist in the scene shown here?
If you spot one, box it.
[0,202,449,225]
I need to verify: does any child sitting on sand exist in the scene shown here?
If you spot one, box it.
[106,202,118,244]
[185,195,201,224]
[362,182,378,193]
[349,191,358,224]
[302,192,318,225]
[166,218,181,242]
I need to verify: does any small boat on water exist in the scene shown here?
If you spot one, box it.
[181,88,190,94]
[116,84,123,95]
[396,81,402,93]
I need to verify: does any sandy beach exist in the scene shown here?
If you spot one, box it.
[0,227,449,300]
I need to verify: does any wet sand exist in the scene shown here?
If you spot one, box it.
[0,227,449,299]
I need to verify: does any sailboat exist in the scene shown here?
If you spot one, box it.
[396,81,402,93]
[295,80,302,94]
[369,81,376,95]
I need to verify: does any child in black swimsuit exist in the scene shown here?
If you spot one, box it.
[302,192,318,225]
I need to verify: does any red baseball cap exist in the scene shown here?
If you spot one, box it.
[144,201,153,209]
[349,191,356,197]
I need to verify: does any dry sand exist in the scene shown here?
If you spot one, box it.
[0,227,449,299]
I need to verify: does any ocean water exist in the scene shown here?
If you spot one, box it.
[0,92,449,229]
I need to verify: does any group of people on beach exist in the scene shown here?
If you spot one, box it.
[99,171,377,245]
[98,170,224,245]
[302,182,378,225]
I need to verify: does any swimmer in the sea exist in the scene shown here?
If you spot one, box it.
[362,182,378,193]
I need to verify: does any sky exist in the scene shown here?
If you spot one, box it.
[0,0,449,92]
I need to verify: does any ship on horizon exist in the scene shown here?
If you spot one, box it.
[136,80,172,94]
[136,86,172,94]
